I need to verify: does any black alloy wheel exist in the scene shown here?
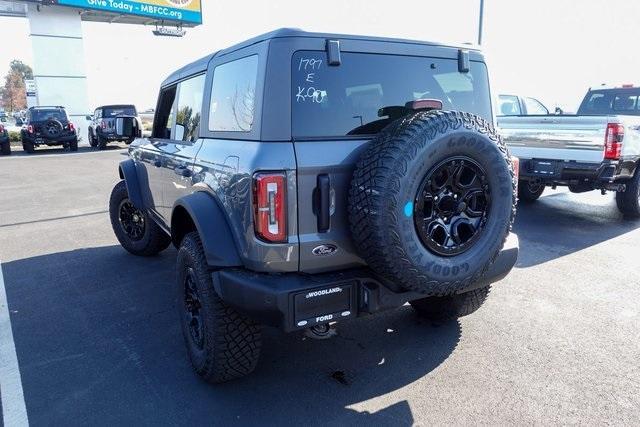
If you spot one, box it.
[414,156,491,256]
[118,199,146,241]
[183,268,205,351]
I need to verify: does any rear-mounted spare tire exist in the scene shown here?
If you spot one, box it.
[349,111,516,295]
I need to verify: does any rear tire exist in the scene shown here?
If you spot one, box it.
[0,141,10,156]
[97,135,107,150]
[109,180,171,256]
[518,180,544,202]
[410,286,490,322]
[178,232,262,383]
[22,140,35,154]
[616,168,640,218]
[69,138,78,152]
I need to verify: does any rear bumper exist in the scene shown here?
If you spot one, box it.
[519,158,621,183]
[214,233,519,332]
[23,133,77,145]
[97,130,126,141]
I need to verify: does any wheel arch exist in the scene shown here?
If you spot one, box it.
[118,159,145,209]
[172,191,242,268]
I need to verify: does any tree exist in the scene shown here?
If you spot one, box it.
[1,60,33,112]
[9,60,33,81]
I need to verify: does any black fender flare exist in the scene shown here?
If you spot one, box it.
[172,192,242,268]
[118,159,145,209]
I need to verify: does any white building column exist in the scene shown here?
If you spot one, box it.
[26,3,90,141]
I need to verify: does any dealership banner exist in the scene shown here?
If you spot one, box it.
[53,0,202,24]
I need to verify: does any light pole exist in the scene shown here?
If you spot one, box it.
[478,0,485,45]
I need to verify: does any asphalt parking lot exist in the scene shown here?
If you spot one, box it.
[0,146,639,425]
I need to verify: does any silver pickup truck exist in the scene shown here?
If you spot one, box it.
[498,86,640,217]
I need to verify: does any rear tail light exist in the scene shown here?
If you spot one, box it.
[511,156,520,182]
[27,125,33,134]
[0,124,4,133]
[511,156,520,199]
[604,123,624,160]
[101,120,106,129]
[68,122,75,132]
[253,172,287,243]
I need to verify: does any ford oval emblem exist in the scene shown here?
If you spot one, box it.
[312,244,338,256]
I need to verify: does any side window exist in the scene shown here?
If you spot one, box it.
[175,74,205,142]
[523,97,549,115]
[95,109,101,120]
[152,85,177,139]
[209,55,259,132]
[498,95,521,116]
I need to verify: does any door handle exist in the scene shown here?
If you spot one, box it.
[315,174,331,232]
[174,165,192,178]
[153,160,162,168]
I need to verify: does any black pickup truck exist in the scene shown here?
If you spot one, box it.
[20,106,78,154]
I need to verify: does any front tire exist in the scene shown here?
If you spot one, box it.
[616,168,640,218]
[518,180,544,202]
[88,131,97,148]
[410,286,490,322]
[177,232,262,383]
[109,180,171,256]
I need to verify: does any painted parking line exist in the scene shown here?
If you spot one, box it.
[0,262,29,426]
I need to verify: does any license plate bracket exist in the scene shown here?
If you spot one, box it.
[293,283,354,328]
[531,159,558,177]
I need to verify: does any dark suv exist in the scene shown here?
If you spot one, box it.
[21,106,78,153]
[108,29,519,383]
[87,104,140,149]
[0,122,9,155]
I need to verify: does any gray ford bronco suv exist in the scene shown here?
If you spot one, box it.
[108,29,519,383]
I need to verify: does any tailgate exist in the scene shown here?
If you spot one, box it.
[294,139,369,274]
[498,115,607,163]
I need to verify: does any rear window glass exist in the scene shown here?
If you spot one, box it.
[578,89,640,116]
[292,51,491,138]
[30,109,66,121]
[103,106,136,117]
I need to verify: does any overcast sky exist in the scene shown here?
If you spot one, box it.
[1,0,639,112]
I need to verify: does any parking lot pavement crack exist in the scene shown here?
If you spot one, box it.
[0,210,108,229]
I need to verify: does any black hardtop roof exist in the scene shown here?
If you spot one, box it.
[97,104,137,110]
[161,28,480,87]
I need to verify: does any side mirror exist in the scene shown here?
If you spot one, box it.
[554,107,564,115]
[115,116,140,139]
[85,115,93,121]
[174,123,185,141]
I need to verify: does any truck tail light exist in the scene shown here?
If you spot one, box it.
[604,123,624,160]
[27,125,33,134]
[511,155,520,183]
[253,172,287,242]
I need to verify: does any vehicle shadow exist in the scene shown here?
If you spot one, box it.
[513,190,640,268]
[2,246,461,425]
